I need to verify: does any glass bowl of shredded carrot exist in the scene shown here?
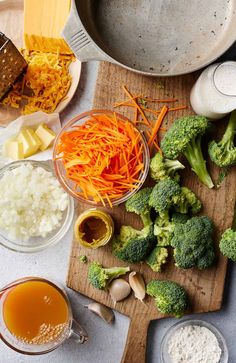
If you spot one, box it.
[53,110,150,207]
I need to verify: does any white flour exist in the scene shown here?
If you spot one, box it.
[167,325,222,363]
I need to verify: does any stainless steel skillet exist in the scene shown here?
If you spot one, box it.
[62,1,236,76]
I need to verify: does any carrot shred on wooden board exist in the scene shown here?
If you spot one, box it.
[143,97,178,103]
[148,105,168,148]
[114,94,142,108]
[122,85,150,126]
[169,105,188,111]
[55,113,145,206]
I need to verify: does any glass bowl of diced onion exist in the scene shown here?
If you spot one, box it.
[53,109,150,207]
[0,160,74,253]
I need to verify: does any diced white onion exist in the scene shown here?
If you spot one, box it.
[0,164,69,242]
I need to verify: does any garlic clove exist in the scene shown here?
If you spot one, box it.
[129,271,146,302]
[109,278,131,303]
[85,302,114,324]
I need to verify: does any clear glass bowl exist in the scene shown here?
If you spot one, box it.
[161,318,228,363]
[53,109,150,206]
[0,160,74,253]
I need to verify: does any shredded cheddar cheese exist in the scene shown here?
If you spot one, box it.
[2,50,74,114]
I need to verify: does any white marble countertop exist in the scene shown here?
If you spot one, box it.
[1,61,236,363]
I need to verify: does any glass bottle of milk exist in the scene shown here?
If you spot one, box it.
[190,61,236,120]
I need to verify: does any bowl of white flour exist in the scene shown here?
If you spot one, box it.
[161,319,228,363]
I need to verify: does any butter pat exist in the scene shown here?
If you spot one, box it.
[35,124,56,151]
[4,141,24,160]
[24,0,72,54]
[17,129,40,157]
[26,129,42,151]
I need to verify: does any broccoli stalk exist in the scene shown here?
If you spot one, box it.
[208,111,236,167]
[146,280,188,318]
[161,115,214,188]
[184,135,214,189]
[88,262,130,290]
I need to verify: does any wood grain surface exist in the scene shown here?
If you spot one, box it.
[67,61,236,363]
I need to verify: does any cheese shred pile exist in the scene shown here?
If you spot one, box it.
[1,50,74,114]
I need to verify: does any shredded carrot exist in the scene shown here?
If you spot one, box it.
[113,86,187,155]
[54,112,145,206]
[169,105,188,111]
[143,97,178,103]
[122,85,150,126]
[114,94,142,108]
[148,105,168,149]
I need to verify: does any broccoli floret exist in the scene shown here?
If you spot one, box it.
[125,187,153,226]
[149,179,181,215]
[146,280,188,318]
[112,225,155,263]
[161,115,214,188]
[208,111,236,167]
[146,247,168,272]
[88,262,130,290]
[171,212,190,225]
[174,187,202,214]
[154,212,190,247]
[150,153,185,182]
[113,187,155,263]
[171,216,215,269]
[219,228,236,261]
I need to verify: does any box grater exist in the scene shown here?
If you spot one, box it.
[0,32,27,101]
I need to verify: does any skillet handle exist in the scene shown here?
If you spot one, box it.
[121,315,150,363]
[62,0,108,62]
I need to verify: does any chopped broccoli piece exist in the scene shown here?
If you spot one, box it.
[79,255,88,263]
[112,224,155,263]
[154,212,190,247]
[146,246,168,272]
[149,179,181,215]
[88,262,130,290]
[150,153,185,182]
[219,228,236,261]
[154,214,174,246]
[146,280,188,318]
[171,212,190,225]
[113,187,155,263]
[125,187,153,226]
[171,216,215,269]
[161,115,214,188]
[208,111,236,167]
[174,187,202,214]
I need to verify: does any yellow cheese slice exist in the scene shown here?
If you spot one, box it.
[3,141,24,160]
[24,0,72,54]
[35,123,56,151]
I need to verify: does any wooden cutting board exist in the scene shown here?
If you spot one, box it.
[67,61,236,363]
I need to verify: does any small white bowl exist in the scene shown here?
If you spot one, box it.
[161,319,228,363]
[0,160,74,253]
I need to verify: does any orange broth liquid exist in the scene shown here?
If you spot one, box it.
[3,280,69,344]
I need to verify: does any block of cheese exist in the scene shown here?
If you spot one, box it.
[24,0,72,54]
[4,141,24,160]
